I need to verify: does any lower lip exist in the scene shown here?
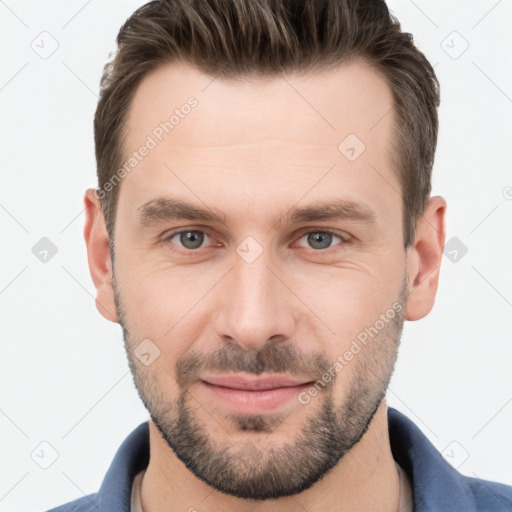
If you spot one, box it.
[200,381,312,414]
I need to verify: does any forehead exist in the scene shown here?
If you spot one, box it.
[125,59,394,150]
[119,60,399,224]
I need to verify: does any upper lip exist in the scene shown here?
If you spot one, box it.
[201,374,313,391]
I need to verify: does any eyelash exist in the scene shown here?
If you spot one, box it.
[162,228,352,254]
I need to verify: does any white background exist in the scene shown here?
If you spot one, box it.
[1,1,511,510]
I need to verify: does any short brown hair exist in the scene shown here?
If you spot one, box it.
[94,0,440,247]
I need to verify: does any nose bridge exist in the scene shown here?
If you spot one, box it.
[213,246,296,350]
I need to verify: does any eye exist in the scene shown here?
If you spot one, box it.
[295,230,348,250]
[166,230,213,250]
[163,228,350,253]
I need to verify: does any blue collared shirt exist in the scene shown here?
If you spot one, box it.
[46,407,512,511]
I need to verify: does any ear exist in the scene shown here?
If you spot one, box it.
[83,188,119,323]
[405,196,447,321]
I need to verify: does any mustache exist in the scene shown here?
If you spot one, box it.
[175,340,332,391]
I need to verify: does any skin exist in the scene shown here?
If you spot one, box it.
[84,60,446,511]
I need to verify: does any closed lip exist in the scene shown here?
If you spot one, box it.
[201,374,314,391]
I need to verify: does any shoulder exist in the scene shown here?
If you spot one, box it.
[387,407,512,510]
[44,493,99,512]
[462,474,512,510]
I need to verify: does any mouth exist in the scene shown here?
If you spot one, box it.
[201,374,313,390]
[198,374,315,414]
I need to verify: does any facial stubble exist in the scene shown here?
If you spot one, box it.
[114,273,408,500]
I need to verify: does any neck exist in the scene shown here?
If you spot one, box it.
[140,399,400,512]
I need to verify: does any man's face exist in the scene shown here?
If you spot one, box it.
[112,61,409,500]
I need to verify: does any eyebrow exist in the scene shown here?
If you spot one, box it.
[137,196,377,227]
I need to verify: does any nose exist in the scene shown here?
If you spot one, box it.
[213,248,297,352]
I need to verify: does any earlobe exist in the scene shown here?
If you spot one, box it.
[404,196,447,321]
[83,188,119,323]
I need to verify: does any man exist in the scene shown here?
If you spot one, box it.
[47,0,512,511]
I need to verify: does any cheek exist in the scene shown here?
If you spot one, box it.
[117,262,222,360]
[293,266,403,357]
